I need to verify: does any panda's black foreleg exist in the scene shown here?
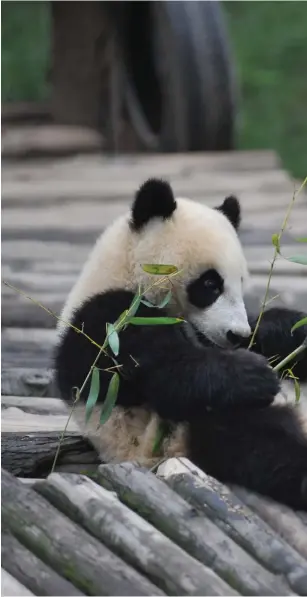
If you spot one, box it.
[55,289,280,416]
[247,307,307,381]
[187,404,307,511]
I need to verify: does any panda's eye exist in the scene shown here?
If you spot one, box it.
[187,269,224,309]
[204,278,218,290]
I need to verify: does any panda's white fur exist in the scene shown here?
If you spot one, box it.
[57,196,254,466]
[59,197,250,341]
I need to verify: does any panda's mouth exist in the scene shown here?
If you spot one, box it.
[190,323,240,350]
[189,323,216,349]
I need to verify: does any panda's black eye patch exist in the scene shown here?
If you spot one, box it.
[187,269,224,309]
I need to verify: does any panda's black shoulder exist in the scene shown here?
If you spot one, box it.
[69,290,136,328]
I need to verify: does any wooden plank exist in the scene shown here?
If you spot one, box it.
[233,487,307,561]
[1,569,34,597]
[3,265,307,333]
[1,240,90,262]
[2,150,281,186]
[2,327,56,346]
[2,353,52,369]
[2,469,164,596]
[2,251,306,292]
[1,407,78,433]
[1,244,303,270]
[98,462,292,595]
[2,169,295,205]
[1,432,99,478]
[2,124,105,159]
[2,531,84,596]
[158,458,307,595]
[35,472,238,596]
[1,328,57,368]
[2,395,68,414]
[3,189,302,215]
[1,300,63,329]
[1,368,57,397]
[2,190,305,232]
[1,100,50,123]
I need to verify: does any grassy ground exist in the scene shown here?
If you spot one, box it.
[223,1,307,180]
[1,1,306,179]
[1,1,51,102]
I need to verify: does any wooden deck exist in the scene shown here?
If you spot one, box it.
[2,149,307,596]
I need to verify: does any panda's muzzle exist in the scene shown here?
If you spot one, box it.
[227,329,251,348]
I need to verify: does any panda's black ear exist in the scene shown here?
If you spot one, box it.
[215,195,241,231]
[130,178,177,231]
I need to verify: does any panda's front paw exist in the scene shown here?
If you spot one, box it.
[231,350,280,410]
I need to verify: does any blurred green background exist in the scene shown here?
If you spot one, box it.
[2,1,307,179]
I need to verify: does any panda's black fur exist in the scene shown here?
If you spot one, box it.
[55,178,307,511]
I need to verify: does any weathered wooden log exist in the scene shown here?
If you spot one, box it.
[1,368,57,397]
[35,472,237,596]
[2,395,68,414]
[2,125,105,159]
[1,568,34,597]
[1,327,56,369]
[1,530,84,596]
[1,301,60,329]
[233,486,307,561]
[1,469,164,596]
[158,458,307,596]
[1,431,100,477]
[2,154,292,206]
[1,101,51,124]
[98,462,292,596]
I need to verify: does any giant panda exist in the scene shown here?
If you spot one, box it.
[55,178,307,510]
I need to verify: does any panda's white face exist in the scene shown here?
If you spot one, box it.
[59,179,251,348]
[132,196,251,348]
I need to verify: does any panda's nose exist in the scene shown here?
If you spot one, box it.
[227,330,250,347]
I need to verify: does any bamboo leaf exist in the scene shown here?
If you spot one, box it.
[272,233,280,252]
[291,317,307,332]
[85,367,100,423]
[114,309,129,331]
[157,290,172,309]
[141,298,155,308]
[295,237,307,243]
[294,377,301,403]
[129,294,142,317]
[142,290,172,310]
[100,372,120,424]
[128,316,182,326]
[288,255,307,265]
[106,323,120,356]
[142,264,178,275]
[152,422,169,456]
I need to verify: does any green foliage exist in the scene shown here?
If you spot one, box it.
[128,295,142,317]
[1,1,51,101]
[106,323,120,356]
[271,234,280,252]
[142,290,173,310]
[3,2,307,177]
[287,369,301,403]
[85,367,100,423]
[128,316,182,326]
[291,317,307,333]
[142,264,178,275]
[288,255,307,265]
[152,421,170,456]
[223,1,307,178]
[82,263,182,451]
[100,373,120,424]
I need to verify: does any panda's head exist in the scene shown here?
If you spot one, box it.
[128,178,251,348]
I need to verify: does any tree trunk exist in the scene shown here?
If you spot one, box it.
[50,1,110,131]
